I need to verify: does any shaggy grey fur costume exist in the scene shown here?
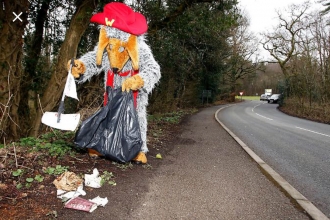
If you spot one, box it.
[77,26,161,153]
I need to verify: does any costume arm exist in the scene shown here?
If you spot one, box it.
[76,47,109,83]
[138,41,161,94]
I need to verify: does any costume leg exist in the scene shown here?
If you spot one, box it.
[137,104,148,153]
[132,103,148,164]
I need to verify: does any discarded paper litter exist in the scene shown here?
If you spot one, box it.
[65,196,98,212]
[64,196,108,212]
[53,169,108,213]
[53,171,83,191]
[89,196,108,207]
[57,184,86,201]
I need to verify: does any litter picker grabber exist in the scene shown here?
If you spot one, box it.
[41,59,80,131]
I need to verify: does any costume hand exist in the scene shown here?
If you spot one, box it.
[122,75,144,92]
[67,59,86,78]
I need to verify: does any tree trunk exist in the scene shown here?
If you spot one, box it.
[29,0,97,137]
[20,0,50,136]
[0,0,29,141]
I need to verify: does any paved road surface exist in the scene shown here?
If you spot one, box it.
[218,101,330,218]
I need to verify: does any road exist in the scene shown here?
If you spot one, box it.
[217,100,330,218]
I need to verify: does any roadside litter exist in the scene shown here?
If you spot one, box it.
[57,185,86,201]
[89,196,108,207]
[53,169,108,213]
[63,195,108,212]
[64,196,98,212]
[53,171,83,191]
[84,168,102,188]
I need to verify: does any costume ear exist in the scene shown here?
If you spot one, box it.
[126,35,139,70]
[96,27,109,66]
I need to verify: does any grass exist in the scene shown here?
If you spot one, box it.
[235,96,260,101]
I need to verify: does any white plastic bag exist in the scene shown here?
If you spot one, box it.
[84,168,102,188]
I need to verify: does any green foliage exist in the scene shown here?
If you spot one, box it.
[147,1,239,112]
[43,167,55,175]
[235,96,260,101]
[100,171,116,186]
[26,177,34,183]
[111,162,133,171]
[44,165,68,175]
[7,0,243,141]
[17,131,78,157]
[161,112,182,124]
[12,169,24,177]
[34,174,44,182]
[16,183,23,189]
[142,164,153,170]
[12,169,45,189]
[148,110,195,124]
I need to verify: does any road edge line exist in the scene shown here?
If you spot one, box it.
[215,105,329,220]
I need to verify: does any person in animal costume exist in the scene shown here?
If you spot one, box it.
[69,2,161,164]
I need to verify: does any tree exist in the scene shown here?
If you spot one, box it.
[261,1,311,78]
[20,0,51,136]
[146,0,239,111]
[223,12,260,99]
[1,0,241,140]
[29,0,98,137]
[310,11,330,100]
[292,10,330,110]
[320,0,330,14]
[260,2,330,120]
[0,1,30,140]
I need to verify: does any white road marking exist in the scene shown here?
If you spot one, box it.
[252,104,273,121]
[253,103,329,137]
[296,126,330,138]
[255,113,273,121]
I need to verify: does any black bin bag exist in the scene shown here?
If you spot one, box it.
[74,86,142,163]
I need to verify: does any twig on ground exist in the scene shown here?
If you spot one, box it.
[7,153,25,159]
[13,143,18,168]
[69,155,85,161]
[1,138,8,164]
[17,165,34,171]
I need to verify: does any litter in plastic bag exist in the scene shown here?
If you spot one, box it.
[84,168,102,188]
[89,196,108,207]
[53,171,83,191]
[74,87,142,163]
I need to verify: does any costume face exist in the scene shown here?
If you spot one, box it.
[96,27,139,73]
[106,38,130,73]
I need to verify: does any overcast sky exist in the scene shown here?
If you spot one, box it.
[238,0,325,59]
[238,0,325,34]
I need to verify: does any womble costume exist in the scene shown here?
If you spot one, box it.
[70,2,161,163]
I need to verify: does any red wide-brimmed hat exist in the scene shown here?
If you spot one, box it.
[90,2,147,35]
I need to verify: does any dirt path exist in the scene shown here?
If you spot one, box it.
[57,105,310,220]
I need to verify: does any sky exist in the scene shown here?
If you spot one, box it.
[238,0,326,59]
